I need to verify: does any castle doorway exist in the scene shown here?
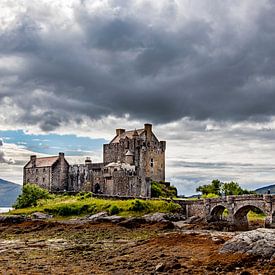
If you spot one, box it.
[94,183,101,194]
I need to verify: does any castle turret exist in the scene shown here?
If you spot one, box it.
[125,150,134,165]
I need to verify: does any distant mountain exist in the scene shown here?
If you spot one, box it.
[0,178,22,207]
[255,184,275,195]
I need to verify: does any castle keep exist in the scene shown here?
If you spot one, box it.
[23,124,166,198]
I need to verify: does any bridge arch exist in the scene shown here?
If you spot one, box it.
[233,204,267,230]
[209,205,228,221]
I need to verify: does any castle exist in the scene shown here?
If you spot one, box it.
[23,124,166,198]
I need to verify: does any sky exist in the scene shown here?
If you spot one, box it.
[1,0,275,195]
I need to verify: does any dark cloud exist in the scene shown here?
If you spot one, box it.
[1,0,275,131]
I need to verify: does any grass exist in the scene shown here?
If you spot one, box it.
[247,210,266,221]
[9,194,181,218]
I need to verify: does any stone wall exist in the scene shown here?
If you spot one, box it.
[51,160,69,192]
[68,164,91,192]
[24,167,51,190]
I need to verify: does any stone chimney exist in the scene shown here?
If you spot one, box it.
[59,152,65,159]
[85,157,92,165]
[85,157,92,169]
[116,129,125,136]
[144,123,152,141]
[30,155,36,168]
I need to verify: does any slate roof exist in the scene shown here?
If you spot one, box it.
[111,129,145,143]
[25,156,59,168]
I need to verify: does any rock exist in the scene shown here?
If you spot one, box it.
[163,213,186,222]
[86,212,108,221]
[144,213,167,223]
[220,228,275,260]
[100,215,125,223]
[136,212,186,224]
[118,217,146,228]
[185,216,204,224]
[0,215,28,223]
[172,221,189,229]
[86,212,125,223]
[155,259,181,272]
[211,236,225,244]
[32,212,52,220]
[155,263,165,272]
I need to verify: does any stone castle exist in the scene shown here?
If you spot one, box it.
[23,124,166,198]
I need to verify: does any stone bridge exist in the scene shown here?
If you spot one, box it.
[175,195,275,230]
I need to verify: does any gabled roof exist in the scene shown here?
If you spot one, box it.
[110,129,145,143]
[24,156,59,168]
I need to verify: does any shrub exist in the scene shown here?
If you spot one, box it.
[129,199,148,212]
[13,184,51,209]
[151,181,177,198]
[109,205,120,215]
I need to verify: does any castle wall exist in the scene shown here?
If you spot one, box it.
[68,165,91,192]
[24,167,51,190]
[51,160,69,192]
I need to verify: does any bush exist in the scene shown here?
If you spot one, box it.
[151,181,177,198]
[129,199,148,212]
[109,205,120,215]
[13,184,51,209]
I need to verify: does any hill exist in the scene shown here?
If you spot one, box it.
[0,178,22,207]
[255,184,275,194]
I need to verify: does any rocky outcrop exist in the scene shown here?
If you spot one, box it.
[220,228,275,260]
[32,212,53,220]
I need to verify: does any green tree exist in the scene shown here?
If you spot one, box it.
[13,184,51,209]
[196,179,222,196]
[197,180,254,196]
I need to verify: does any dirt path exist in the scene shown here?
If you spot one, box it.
[0,221,274,274]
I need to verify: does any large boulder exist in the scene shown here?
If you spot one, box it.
[86,212,108,221]
[86,212,125,223]
[32,212,52,220]
[220,228,275,260]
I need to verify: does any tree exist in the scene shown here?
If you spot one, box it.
[196,179,222,196]
[196,180,254,196]
[13,184,51,209]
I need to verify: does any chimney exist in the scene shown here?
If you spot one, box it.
[144,123,152,141]
[116,129,125,136]
[85,157,92,169]
[30,155,36,167]
[59,152,65,159]
[85,157,92,164]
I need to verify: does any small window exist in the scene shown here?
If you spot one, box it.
[36,168,38,173]
[150,158,154,168]
[43,168,46,173]
[42,177,45,183]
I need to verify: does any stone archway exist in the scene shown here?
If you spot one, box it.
[94,183,101,194]
[233,205,266,230]
[209,205,228,222]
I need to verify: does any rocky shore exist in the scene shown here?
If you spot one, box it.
[0,213,274,274]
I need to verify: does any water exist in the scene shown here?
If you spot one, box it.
[0,207,12,213]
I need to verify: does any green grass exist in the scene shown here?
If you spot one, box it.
[9,195,181,218]
[247,210,266,221]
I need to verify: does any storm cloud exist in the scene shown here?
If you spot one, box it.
[1,0,275,131]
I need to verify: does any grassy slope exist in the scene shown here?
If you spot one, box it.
[10,195,181,217]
